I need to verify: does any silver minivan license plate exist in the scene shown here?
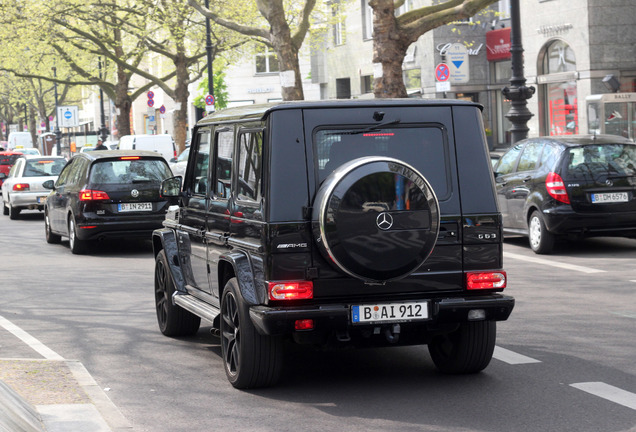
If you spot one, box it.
[591,192,628,203]
[352,301,429,324]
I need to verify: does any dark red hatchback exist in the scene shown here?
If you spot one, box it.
[43,150,173,254]
[494,134,636,253]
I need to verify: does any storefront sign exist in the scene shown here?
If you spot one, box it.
[486,28,511,62]
[436,43,483,57]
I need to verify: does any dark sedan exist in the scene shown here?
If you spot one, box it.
[494,134,636,253]
[43,150,173,254]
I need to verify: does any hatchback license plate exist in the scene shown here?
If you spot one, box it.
[118,202,153,212]
[352,301,429,324]
[591,192,629,203]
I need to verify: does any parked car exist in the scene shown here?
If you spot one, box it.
[153,100,514,388]
[43,150,173,254]
[14,146,42,156]
[493,134,636,253]
[0,151,23,188]
[7,131,33,151]
[1,155,67,219]
[168,145,189,177]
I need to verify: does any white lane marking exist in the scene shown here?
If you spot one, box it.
[493,346,541,364]
[504,252,606,274]
[0,315,64,361]
[571,382,636,410]
[611,311,636,319]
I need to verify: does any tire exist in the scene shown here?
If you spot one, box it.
[44,209,61,244]
[221,277,283,389]
[68,217,88,254]
[312,157,440,282]
[528,210,554,254]
[8,197,20,220]
[428,321,496,374]
[2,200,8,216]
[154,249,200,336]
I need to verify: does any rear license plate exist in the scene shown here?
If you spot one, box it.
[118,202,153,212]
[352,301,429,324]
[591,192,629,203]
[37,196,47,203]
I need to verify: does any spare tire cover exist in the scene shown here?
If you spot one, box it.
[312,157,440,282]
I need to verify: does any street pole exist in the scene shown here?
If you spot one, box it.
[52,66,61,156]
[97,57,108,141]
[502,0,535,144]
[205,0,214,112]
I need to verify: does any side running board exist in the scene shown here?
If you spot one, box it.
[173,292,220,324]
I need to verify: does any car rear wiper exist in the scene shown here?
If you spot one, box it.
[326,119,401,136]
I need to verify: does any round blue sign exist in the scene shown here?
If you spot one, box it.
[64,110,72,119]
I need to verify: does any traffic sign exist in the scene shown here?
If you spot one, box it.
[57,105,79,128]
[147,91,155,99]
[435,63,450,82]
[159,105,166,114]
[447,43,469,83]
[205,94,215,106]
[147,99,155,108]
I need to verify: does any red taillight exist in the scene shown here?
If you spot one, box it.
[268,281,314,300]
[546,172,570,204]
[295,319,314,331]
[13,183,30,191]
[79,189,110,201]
[466,271,507,290]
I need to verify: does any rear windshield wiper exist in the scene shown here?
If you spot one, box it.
[326,119,401,136]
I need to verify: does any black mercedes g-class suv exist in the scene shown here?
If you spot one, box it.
[154,100,514,388]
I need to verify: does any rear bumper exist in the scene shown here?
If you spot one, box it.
[8,191,48,209]
[75,216,165,240]
[543,207,636,236]
[249,294,515,336]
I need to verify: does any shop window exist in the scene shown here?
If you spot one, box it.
[541,40,578,136]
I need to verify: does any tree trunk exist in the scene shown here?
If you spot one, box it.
[173,55,190,155]
[113,66,132,139]
[371,0,411,98]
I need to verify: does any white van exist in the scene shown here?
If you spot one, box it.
[8,132,34,151]
[118,134,176,162]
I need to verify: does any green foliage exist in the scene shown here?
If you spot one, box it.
[193,70,228,110]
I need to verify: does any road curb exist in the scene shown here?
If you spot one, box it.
[0,380,45,432]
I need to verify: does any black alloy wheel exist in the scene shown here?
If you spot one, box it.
[154,250,200,336]
[428,321,496,374]
[221,277,282,389]
[44,209,61,244]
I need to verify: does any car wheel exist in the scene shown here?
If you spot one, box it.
[154,249,200,336]
[528,210,554,254]
[428,321,496,374]
[312,157,440,283]
[221,277,283,389]
[8,199,20,220]
[2,199,8,216]
[44,209,61,244]
[68,217,88,254]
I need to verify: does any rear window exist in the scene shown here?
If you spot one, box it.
[23,159,66,176]
[315,126,450,199]
[564,144,636,179]
[0,155,21,166]
[89,159,172,184]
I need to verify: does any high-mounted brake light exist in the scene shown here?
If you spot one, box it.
[269,281,313,300]
[546,172,570,204]
[120,156,140,160]
[79,189,110,201]
[13,183,30,191]
[466,271,507,290]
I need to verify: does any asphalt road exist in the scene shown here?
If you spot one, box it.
[1,209,635,432]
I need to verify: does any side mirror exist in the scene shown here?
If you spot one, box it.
[161,176,182,198]
[169,157,177,163]
[0,172,6,180]
[42,179,55,189]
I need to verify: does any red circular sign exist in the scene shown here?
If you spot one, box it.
[159,105,166,114]
[147,99,155,107]
[205,94,215,106]
[435,64,450,82]
[147,91,155,99]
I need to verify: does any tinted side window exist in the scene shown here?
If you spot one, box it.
[213,129,234,199]
[540,143,561,170]
[185,128,211,195]
[68,159,88,186]
[496,144,523,174]
[517,142,544,172]
[237,129,263,202]
[55,160,75,186]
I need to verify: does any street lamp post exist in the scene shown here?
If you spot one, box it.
[205,0,214,111]
[97,57,109,142]
[52,66,61,156]
[502,0,535,144]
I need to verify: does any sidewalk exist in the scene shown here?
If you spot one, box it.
[0,358,131,432]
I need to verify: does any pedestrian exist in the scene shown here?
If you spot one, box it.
[95,139,107,151]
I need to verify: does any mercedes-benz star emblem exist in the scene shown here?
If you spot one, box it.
[605,179,613,186]
[131,189,139,198]
[376,212,394,230]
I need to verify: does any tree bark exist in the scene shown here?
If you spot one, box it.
[173,53,191,155]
